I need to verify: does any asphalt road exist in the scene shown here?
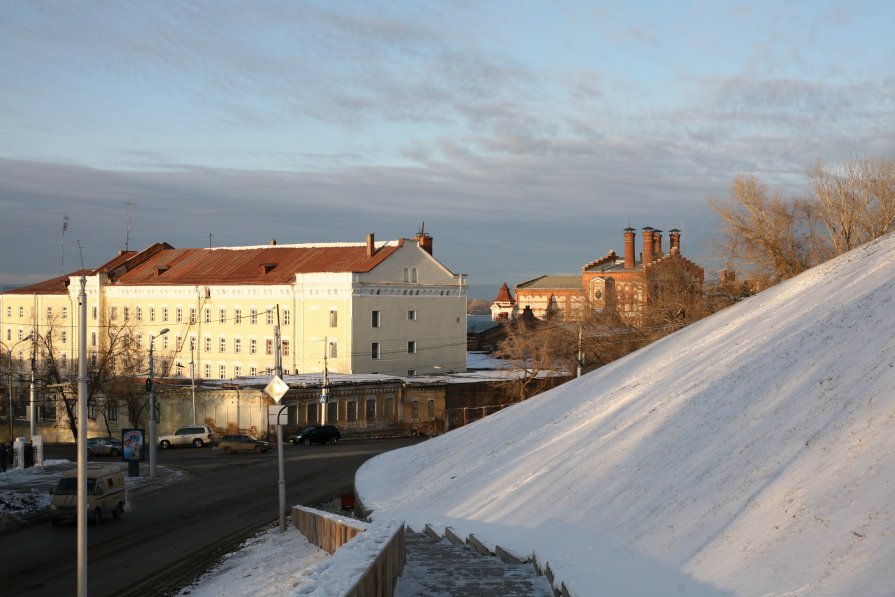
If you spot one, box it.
[0,438,420,596]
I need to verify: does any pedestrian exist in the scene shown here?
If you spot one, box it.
[0,442,7,473]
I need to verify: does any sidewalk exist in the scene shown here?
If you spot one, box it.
[396,528,554,597]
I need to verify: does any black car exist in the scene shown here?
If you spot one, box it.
[290,425,341,445]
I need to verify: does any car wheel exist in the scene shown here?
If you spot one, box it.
[91,508,101,526]
[302,438,311,446]
[223,446,232,454]
[160,440,171,449]
[113,503,124,519]
[254,445,263,453]
[192,439,204,448]
[326,436,336,445]
[110,448,120,457]
[87,448,94,457]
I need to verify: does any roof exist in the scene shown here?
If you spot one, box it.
[494,282,515,304]
[112,241,403,286]
[3,270,91,295]
[516,275,583,291]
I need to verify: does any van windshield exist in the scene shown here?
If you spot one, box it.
[55,478,96,495]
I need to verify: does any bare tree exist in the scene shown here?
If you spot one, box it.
[494,312,572,402]
[35,309,150,438]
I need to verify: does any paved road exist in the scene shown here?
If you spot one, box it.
[0,438,419,596]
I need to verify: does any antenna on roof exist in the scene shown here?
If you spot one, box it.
[76,240,85,269]
[61,215,70,272]
[209,233,213,249]
[418,221,425,235]
[124,201,135,251]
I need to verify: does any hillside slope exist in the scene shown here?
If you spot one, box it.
[357,233,895,596]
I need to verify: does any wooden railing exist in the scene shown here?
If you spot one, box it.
[292,506,405,597]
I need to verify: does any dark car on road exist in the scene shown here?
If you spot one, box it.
[290,425,341,445]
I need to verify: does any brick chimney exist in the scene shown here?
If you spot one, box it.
[623,227,636,269]
[366,233,375,258]
[653,229,663,258]
[669,229,681,254]
[642,227,654,265]
[416,231,433,255]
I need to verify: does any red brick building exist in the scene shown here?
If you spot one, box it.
[494,227,704,327]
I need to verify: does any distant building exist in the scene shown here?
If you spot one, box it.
[493,227,704,327]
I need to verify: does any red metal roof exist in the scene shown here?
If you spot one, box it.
[3,270,91,295]
[494,282,515,304]
[114,242,404,286]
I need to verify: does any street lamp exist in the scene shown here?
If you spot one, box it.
[148,327,169,478]
[4,333,33,441]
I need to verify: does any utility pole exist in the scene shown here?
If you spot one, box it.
[274,306,287,533]
[321,339,329,425]
[76,275,87,597]
[190,346,196,425]
[148,328,169,478]
[577,325,584,379]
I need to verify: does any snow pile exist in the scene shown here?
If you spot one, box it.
[357,233,895,596]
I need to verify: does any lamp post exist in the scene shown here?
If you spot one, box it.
[4,333,33,441]
[148,327,169,478]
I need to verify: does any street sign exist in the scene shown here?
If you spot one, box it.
[263,375,289,402]
[318,394,326,404]
[268,405,288,426]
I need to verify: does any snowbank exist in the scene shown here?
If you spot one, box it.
[357,233,895,596]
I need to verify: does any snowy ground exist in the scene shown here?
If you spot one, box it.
[357,233,895,596]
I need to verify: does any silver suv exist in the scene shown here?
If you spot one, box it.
[158,425,217,448]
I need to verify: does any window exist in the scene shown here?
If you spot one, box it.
[403,268,409,282]
[219,364,226,379]
[219,308,226,323]
[407,341,417,354]
[61,330,67,344]
[190,336,196,351]
[176,307,183,323]
[136,335,143,349]
[384,397,394,416]
[108,399,119,421]
[411,267,418,283]
[372,342,380,359]
[136,306,143,321]
[124,306,130,321]
[250,309,257,324]
[162,307,169,322]
[150,307,156,322]
[87,399,97,420]
[282,340,290,356]
[372,311,381,328]
[190,307,196,324]
[204,363,211,378]
[427,399,435,420]
[219,337,226,353]
[250,338,257,354]
[175,335,182,351]
[205,308,211,323]
[328,341,337,359]
[234,337,241,354]
[265,339,273,356]
[250,366,257,376]
[60,353,67,369]
[92,306,97,320]
[266,309,274,325]
[109,306,116,320]
[162,336,168,350]
[234,365,241,377]
[205,336,212,353]
[347,401,357,422]
[327,401,337,424]
[408,310,417,321]
[235,308,242,324]
[19,306,24,318]
[47,306,53,320]
[62,306,68,319]
[283,309,291,325]
[411,400,419,420]
[329,310,337,327]
[90,352,97,367]
[306,403,318,424]
[366,398,376,421]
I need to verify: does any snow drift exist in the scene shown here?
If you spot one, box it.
[357,233,895,596]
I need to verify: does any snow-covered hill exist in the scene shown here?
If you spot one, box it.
[357,233,895,596]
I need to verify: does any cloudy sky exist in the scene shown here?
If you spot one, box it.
[2,1,893,298]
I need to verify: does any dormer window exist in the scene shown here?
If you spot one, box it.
[260,263,277,274]
[155,266,169,277]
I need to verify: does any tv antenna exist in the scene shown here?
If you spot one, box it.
[61,215,70,272]
[77,240,86,269]
[124,201,135,251]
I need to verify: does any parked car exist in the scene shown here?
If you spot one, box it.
[219,434,271,454]
[158,425,217,448]
[86,437,122,457]
[290,425,341,445]
[50,464,126,525]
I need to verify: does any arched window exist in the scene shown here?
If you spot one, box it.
[411,267,418,283]
[403,268,409,282]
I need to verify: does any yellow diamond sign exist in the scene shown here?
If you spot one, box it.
[264,375,289,403]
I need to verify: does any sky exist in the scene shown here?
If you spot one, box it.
[2,1,894,298]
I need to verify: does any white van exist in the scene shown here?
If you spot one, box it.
[50,465,126,525]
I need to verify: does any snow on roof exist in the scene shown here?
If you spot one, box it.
[356,232,895,595]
